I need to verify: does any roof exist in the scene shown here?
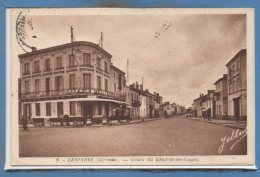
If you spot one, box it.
[110,65,125,74]
[226,49,246,67]
[214,74,227,85]
[18,41,112,59]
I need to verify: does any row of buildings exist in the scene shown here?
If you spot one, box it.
[18,40,183,125]
[192,49,247,121]
[160,102,187,117]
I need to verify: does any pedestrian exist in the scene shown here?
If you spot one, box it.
[83,115,87,126]
[63,114,70,127]
[21,114,28,131]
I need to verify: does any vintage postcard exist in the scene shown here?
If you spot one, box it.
[5,8,255,169]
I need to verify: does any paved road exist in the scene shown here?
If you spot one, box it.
[19,117,247,157]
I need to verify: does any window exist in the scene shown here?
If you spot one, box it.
[35,103,40,116]
[83,53,91,65]
[105,79,108,91]
[46,102,51,116]
[24,80,30,93]
[45,78,50,93]
[98,102,102,115]
[24,63,30,75]
[236,60,240,71]
[114,83,116,93]
[34,61,40,73]
[69,55,75,66]
[69,74,75,89]
[56,57,62,68]
[55,76,63,90]
[57,102,63,117]
[35,79,40,92]
[83,74,91,89]
[45,59,51,71]
[104,61,108,73]
[229,82,233,94]
[118,74,122,90]
[234,78,237,92]
[97,58,101,69]
[228,68,232,77]
[70,101,76,116]
[237,78,241,90]
[97,76,101,90]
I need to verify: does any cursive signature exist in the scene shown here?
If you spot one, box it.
[218,129,247,154]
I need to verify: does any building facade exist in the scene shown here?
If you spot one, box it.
[128,83,141,119]
[19,41,128,124]
[226,49,247,120]
[214,74,228,119]
[192,90,215,119]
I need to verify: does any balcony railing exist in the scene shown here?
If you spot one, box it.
[131,100,141,107]
[20,88,126,102]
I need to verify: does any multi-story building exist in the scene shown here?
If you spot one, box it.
[128,83,141,119]
[193,90,215,119]
[214,74,228,119]
[145,90,155,118]
[192,96,202,117]
[18,41,128,124]
[154,92,163,118]
[226,49,247,120]
[140,94,147,119]
[203,90,215,118]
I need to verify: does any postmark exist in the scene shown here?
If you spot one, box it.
[16,10,35,52]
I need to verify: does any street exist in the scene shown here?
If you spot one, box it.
[19,117,247,157]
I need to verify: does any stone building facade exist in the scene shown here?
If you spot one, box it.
[19,41,127,124]
[226,49,247,120]
[214,74,228,119]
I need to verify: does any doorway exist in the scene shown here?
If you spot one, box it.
[233,97,240,121]
[23,104,31,121]
[82,102,92,118]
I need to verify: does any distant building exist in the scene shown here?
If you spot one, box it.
[193,90,215,119]
[140,93,147,119]
[176,105,186,115]
[226,49,247,120]
[128,83,142,119]
[192,96,203,117]
[154,92,163,118]
[214,74,228,119]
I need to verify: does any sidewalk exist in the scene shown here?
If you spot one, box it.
[19,117,163,128]
[187,117,247,130]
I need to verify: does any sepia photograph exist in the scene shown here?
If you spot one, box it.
[7,8,255,168]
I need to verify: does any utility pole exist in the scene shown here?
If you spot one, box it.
[70,26,80,91]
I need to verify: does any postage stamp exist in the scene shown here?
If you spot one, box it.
[6,8,255,169]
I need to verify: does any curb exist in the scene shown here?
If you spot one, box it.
[19,117,164,129]
[186,117,246,130]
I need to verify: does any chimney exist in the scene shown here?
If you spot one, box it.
[140,84,143,90]
[31,47,37,51]
[136,82,139,89]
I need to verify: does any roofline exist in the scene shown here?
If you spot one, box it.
[226,49,246,67]
[18,41,112,59]
[111,65,125,74]
[214,74,227,85]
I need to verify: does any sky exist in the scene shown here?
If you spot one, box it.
[12,9,246,107]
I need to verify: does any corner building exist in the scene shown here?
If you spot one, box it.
[19,41,127,124]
